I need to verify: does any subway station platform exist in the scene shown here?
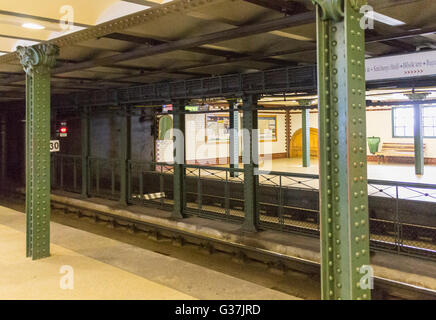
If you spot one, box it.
[43,192,436,295]
[243,158,436,184]
[0,205,299,300]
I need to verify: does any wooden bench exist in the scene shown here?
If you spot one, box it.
[376,142,426,164]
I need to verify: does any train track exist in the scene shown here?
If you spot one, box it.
[48,198,436,300]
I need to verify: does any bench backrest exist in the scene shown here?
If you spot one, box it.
[381,142,426,152]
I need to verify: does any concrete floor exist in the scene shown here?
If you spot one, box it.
[0,205,299,300]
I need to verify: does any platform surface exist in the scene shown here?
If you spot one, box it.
[0,205,299,300]
[225,158,436,184]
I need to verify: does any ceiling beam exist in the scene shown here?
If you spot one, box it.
[0,12,315,85]
[366,25,436,43]
[121,0,162,7]
[243,0,308,15]
[366,29,416,52]
[51,12,315,74]
[0,10,92,28]
[104,32,295,66]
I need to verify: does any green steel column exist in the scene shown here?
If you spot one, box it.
[0,114,6,184]
[172,100,186,219]
[299,100,313,167]
[228,99,239,177]
[414,103,424,175]
[81,108,90,198]
[17,44,59,260]
[241,94,259,232]
[407,93,428,176]
[120,106,132,206]
[314,0,371,300]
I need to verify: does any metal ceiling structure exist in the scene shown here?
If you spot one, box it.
[0,0,436,104]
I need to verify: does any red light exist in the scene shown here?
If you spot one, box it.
[60,127,67,133]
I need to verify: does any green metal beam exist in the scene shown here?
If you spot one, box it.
[17,44,59,260]
[414,103,424,175]
[120,106,132,206]
[0,114,6,184]
[407,93,428,176]
[314,0,371,300]
[172,100,186,219]
[299,100,313,167]
[81,108,90,198]
[241,94,259,232]
[228,99,239,177]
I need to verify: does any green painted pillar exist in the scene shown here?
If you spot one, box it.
[120,106,132,206]
[17,44,59,260]
[314,0,371,300]
[0,114,6,184]
[241,94,259,232]
[299,100,313,167]
[406,93,428,176]
[172,100,186,219]
[414,103,424,175]
[81,108,90,198]
[228,99,239,177]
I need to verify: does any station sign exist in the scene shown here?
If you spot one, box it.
[366,50,436,81]
[50,140,60,153]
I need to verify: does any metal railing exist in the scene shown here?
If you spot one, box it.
[129,160,174,211]
[183,164,245,223]
[50,155,436,259]
[257,170,320,234]
[88,157,121,200]
[51,154,82,194]
[367,179,436,257]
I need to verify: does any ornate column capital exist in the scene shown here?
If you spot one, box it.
[16,44,59,75]
[313,0,367,21]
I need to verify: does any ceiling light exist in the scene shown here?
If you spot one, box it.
[22,23,45,30]
[365,12,406,26]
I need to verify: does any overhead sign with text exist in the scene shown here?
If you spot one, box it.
[366,50,436,81]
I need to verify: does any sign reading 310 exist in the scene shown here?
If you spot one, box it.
[50,140,60,153]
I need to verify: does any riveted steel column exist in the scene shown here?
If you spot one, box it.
[407,93,428,176]
[17,44,59,260]
[299,100,313,167]
[0,114,6,184]
[228,99,239,177]
[172,100,186,219]
[242,94,259,232]
[314,0,371,300]
[120,106,132,206]
[81,107,90,198]
[414,103,424,175]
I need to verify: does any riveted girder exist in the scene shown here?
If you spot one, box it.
[314,0,371,300]
[81,108,90,198]
[17,44,59,260]
[120,106,132,206]
[241,94,259,232]
[0,115,6,184]
[228,99,240,177]
[406,93,429,176]
[298,99,313,168]
[172,100,186,219]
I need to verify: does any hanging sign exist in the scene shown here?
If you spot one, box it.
[366,50,436,81]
